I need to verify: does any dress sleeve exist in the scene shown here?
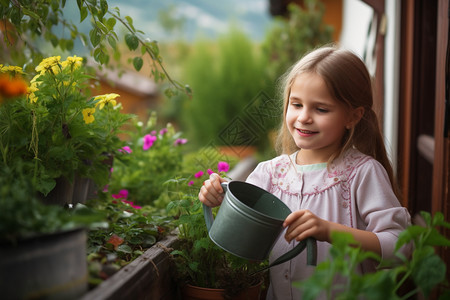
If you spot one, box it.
[352,160,412,261]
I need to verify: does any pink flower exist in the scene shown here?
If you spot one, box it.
[160,128,168,135]
[218,161,230,173]
[151,130,157,135]
[121,199,141,209]
[112,189,129,199]
[143,134,157,150]
[207,169,213,175]
[118,146,132,153]
[188,180,194,186]
[174,138,188,146]
[195,171,204,178]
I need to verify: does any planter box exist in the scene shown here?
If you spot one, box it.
[81,234,179,300]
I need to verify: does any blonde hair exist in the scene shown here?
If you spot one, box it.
[276,46,399,197]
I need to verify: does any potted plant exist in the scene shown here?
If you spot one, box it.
[85,114,189,286]
[0,158,103,299]
[0,57,130,203]
[107,112,188,207]
[0,58,128,299]
[294,211,450,299]
[166,158,267,299]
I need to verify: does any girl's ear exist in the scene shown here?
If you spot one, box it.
[346,107,364,129]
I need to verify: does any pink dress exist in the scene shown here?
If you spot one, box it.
[245,148,411,300]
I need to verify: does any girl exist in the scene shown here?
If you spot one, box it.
[199,46,411,299]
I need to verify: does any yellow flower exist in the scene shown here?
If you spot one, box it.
[94,93,120,109]
[61,55,83,70]
[82,108,96,124]
[0,65,25,76]
[35,56,61,74]
[28,93,38,103]
[27,82,39,103]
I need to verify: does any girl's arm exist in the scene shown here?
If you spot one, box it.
[283,209,381,255]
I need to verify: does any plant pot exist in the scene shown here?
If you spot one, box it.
[182,280,262,300]
[42,176,74,205]
[72,175,90,204]
[0,228,88,299]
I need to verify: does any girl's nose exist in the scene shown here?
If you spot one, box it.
[298,108,312,124]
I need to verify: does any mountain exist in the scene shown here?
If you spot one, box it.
[107,0,272,41]
[64,0,272,44]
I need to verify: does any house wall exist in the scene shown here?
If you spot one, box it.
[340,0,401,173]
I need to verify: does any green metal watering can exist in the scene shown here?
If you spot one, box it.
[203,181,317,269]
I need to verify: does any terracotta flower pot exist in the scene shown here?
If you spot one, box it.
[182,280,262,300]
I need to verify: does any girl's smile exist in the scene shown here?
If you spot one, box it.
[296,128,318,137]
[286,72,358,164]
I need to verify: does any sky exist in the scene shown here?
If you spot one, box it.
[69,0,273,43]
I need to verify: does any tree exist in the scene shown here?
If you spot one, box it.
[0,0,190,97]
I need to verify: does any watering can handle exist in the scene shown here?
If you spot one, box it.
[203,182,228,232]
[269,237,317,267]
[250,237,317,275]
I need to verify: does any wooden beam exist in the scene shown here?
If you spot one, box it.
[397,0,415,208]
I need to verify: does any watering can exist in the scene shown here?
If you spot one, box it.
[203,181,317,270]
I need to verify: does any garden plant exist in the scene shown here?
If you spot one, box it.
[165,160,268,298]
[295,211,450,299]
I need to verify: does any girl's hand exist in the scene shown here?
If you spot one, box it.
[198,173,227,207]
[283,210,331,243]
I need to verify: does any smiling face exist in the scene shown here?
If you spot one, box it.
[285,72,357,164]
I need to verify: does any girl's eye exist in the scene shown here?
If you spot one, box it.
[291,102,302,108]
[317,108,328,113]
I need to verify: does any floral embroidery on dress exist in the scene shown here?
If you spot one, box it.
[268,155,300,195]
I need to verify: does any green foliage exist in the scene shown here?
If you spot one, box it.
[262,0,333,85]
[179,26,272,149]
[294,211,450,299]
[0,161,104,244]
[0,57,131,196]
[0,0,189,96]
[166,179,265,295]
[86,196,174,286]
[107,112,186,207]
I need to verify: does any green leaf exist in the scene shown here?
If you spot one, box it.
[117,244,132,254]
[133,57,143,71]
[424,228,450,247]
[106,17,116,30]
[107,35,117,49]
[360,271,397,300]
[412,253,446,298]
[125,16,135,31]
[89,28,101,47]
[95,20,109,34]
[100,0,108,17]
[420,211,432,226]
[21,7,41,20]
[395,225,427,251]
[80,6,88,22]
[125,33,139,51]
